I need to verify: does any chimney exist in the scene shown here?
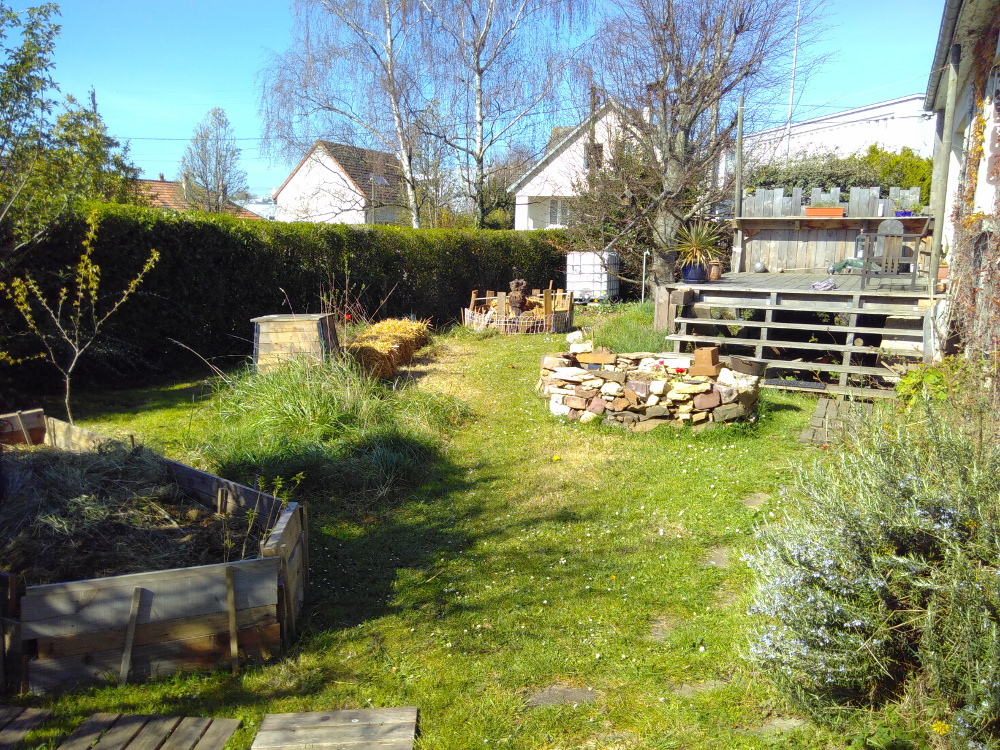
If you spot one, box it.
[159,173,165,181]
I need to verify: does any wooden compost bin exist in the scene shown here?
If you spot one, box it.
[0,412,308,694]
[252,313,340,373]
[462,288,574,334]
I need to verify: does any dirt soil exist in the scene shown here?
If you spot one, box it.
[0,441,257,586]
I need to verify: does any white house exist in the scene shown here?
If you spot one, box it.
[924,0,999,260]
[273,140,407,225]
[511,101,625,231]
[742,95,937,165]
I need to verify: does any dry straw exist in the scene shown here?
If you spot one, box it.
[347,319,430,378]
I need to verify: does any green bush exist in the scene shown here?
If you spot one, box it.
[7,203,568,381]
[746,398,1000,748]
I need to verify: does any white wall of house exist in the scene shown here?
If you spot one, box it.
[275,150,367,224]
[744,95,936,164]
[513,108,624,231]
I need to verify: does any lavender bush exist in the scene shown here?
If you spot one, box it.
[747,401,1000,748]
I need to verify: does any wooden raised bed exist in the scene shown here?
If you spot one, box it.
[0,413,308,694]
[462,288,574,335]
[252,313,340,373]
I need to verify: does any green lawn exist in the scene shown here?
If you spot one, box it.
[24,324,838,750]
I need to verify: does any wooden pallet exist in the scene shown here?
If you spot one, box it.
[798,398,875,445]
[0,706,52,750]
[251,709,418,750]
[56,714,239,750]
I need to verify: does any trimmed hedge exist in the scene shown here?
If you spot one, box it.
[7,203,568,381]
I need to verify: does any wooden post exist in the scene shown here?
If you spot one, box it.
[280,544,295,648]
[13,413,31,446]
[468,290,478,310]
[119,587,143,685]
[929,43,961,296]
[543,289,553,319]
[301,505,309,595]
[226,567,239,675]
[732,94,745,272]
[496,292,507,321]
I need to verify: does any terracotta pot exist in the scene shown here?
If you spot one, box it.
[708,260,723,281]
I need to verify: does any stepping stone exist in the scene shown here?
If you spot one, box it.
[741,492,769,508]
[526,685,599,708]
[252,709,419,750]
[672,680,727,698]
[702,547,730,568]
[650,615,678,642]
[745,717,808,734]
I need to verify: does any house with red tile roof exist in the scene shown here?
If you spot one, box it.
[273,140,406,225]
[140,176,259,219]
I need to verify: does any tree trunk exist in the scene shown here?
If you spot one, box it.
[473,67,486,229]
[650,204,680,289]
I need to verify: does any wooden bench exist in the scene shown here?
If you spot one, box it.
[56,714,239,750]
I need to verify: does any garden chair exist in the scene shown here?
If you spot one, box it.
[858,219,921,291]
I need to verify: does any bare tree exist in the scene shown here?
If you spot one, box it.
[587,0,823,285]
[417,0,584,228]
[261,0,425,228]
[178,108,248,214]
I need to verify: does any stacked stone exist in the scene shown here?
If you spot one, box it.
[537,345,760,431]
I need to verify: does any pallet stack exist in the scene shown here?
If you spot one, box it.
[537,345,760,432]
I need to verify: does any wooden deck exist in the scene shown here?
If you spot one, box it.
[660,271,935,398]
[671,271,931,297]
[55,714,239,750]
[251,709,419,750]
[0,707,51,750]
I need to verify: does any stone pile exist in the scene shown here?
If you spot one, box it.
[537,344,761,432]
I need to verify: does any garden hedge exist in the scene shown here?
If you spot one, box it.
[5,203,568,383]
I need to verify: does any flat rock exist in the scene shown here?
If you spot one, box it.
[703,547,730,568]
[692,390,721,410]
[741,492,769,508]
[576,350,616,365]
[569,341,594,354]
[598,369,627,383]
[526,685,599,708]
[587,398,606,414]
[631,417,670,432]
[745,717,808,734]
[649,380,667,396]
[566,330,585,344]
[672,382,712,395]
[625,380,650,398]
[672,680,728,698]
[552,367,590,380]
[580,411,600,424]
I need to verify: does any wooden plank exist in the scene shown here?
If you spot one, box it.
[226,569,238,675]
[0,710,58,750]
[22,557,279,640]
[91,715,151,750]
[163,460,281,526]
[119,587,143,685]
[261,505,301,556]
[29,625,282,693]
[191,720,240,750]
[158,718,211,750]
[37,606,278,660]
[0,410,45,447]
[0,709,23,732]
[252,723,415,750]
[56,715,123,750]
[44,419,105,452]
[258,710,418,731]
[127,717,183,750]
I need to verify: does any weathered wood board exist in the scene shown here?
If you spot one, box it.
[0,410,46,447]
[56,713,239,750]
[252,313,339,373]
[0,706,52,750]
[252,709,419,750]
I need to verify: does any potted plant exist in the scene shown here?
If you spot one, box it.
[673,222,722,283]
[805,200,845,218]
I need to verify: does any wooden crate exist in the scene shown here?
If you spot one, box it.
[252,314,340,373]
[0,416,308,694]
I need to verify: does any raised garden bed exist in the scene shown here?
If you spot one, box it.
[0,411,308,694]
[463,288,573,334]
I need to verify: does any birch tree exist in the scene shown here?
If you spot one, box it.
[417,0,584,228]
[587,0,823,284]
[178,108,248,214]
[261,0,425,228]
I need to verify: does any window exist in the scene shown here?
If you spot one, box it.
[548,198,570,227]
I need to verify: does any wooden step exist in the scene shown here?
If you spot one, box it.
[666,333,923,357]
[689,300,927,317]
[675,317,923,338]
[766,382,897,399]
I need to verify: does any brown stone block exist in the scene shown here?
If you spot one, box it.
[623,388,639,407]
[611,397,631,412]
[567,408,583,421]
[575,387,599,399]
[565,395,590,410]
[576,351,617,365]
[713,402,747,422]
[691,411,709,423]
[587,398,606,414]
[693,390,722,410]
[625,380,650,398]
[598,369,627,383]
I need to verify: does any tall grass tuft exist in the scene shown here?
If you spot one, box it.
[578,301,670,353]
[194,357,466,506]
[746,392,1000,748]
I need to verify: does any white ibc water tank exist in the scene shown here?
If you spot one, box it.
[565,251,619,302]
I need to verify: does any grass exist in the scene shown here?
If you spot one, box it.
[19,318,849,750]
[575,301,673,353]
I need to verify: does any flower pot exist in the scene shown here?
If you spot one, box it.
[804,206,845,218]
[708,260,723,281]
[894,210,912,217]
[681,263,707,283]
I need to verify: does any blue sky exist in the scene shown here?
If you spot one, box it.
[49,0,945,197]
